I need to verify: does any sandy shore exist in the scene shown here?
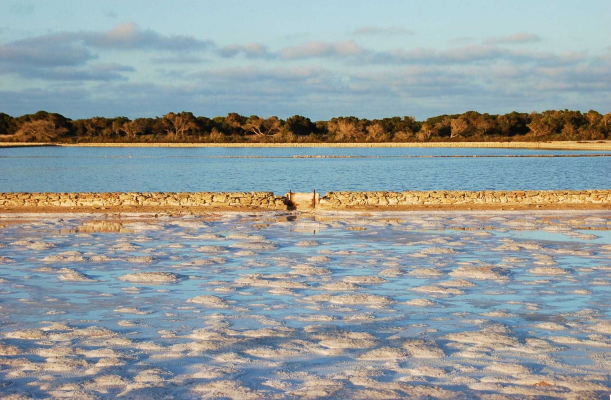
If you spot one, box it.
[2,141,611,150]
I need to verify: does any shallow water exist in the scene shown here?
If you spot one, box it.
[1,147,610,192]
[0,211,610,398]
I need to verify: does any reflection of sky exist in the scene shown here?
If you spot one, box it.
[508,229,611,244]
[0,211,610,387]
[1,147,610,192]
[1,212,609,325]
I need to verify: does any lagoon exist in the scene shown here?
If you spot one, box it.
[1,146,610,193]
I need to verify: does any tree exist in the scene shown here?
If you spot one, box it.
[417,122,437,141]
[527,111,563,137]
[384,116,418,141]
[584,110,602,127]
[0,113,17,136]
[243,115,282,136]
[243,116,266,136]
[497,112,529,136]
[2,108,609,143]
[472,113,496,137]
[602,113,611,130]
[164,112,197,138]
[108,117,129,138]
[209,128,225,142]
[366,122,390,142]
[421,115,452,139]
[285,115,315,136]
[450,117,469,138]
[15,120,68,141]
[561,123,578,139]
[122,120,144,139]
[81,117,108,140]
[224,113,246,136]
[327,117,364,142]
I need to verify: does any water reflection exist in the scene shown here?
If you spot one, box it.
[1,147,610,192]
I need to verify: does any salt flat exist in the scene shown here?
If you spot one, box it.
[0,211,610,399]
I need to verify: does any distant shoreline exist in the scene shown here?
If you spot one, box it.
[2,141,611,150]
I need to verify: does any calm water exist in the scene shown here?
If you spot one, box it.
[1,146,610,192]
[0,212,610,397]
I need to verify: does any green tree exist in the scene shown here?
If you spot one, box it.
[285,115,315,136]
[0,113,17,136]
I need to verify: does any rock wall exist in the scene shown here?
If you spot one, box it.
[1,190,610,211]
[0,192,288,210]
[318,190,611,209]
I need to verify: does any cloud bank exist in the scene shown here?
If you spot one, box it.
[0,23,609,119]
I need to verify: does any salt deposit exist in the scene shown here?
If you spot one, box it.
[187,295,229,307]
[118,272,185,283]
[450,265,509,280]
[0,211,609,399]
[407,267,443,276]
[305,293,393,305]
[402,339,445,358]
[405,298,436,307]
[57,268,96,282]
[528,266,569,275]
[342,275,387,284]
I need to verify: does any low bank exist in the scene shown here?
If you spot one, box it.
[0,192,288,213]
[1,141,611,150]
[1,190,610,213]
[317,190,611,211]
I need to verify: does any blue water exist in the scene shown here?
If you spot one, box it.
[0,212,610,396]
[1,146,610,192]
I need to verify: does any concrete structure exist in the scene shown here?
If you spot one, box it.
[286,191,320,210]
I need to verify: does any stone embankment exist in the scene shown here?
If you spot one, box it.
[0,192,288,211]
[1,190,610,212]
[317,190,611,210]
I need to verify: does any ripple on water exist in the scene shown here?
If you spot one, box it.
[0,211,609,398]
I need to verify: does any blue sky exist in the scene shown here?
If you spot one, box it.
[1,0,610,120]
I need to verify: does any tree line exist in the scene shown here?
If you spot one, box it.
[1,109,610,143]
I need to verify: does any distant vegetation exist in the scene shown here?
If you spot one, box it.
[1,110,610,143]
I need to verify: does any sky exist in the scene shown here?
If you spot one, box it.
[0,0,610,120]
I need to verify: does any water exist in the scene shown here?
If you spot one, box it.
[1,146,610,192]
[0,211,609,397]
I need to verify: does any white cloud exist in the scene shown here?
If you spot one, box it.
[353,26,414,36]
[0,24,609,119]
[0,23,213,80]
[151,55,207,64]
[79,22,213,51]
[0,34,95,67]
[485,32,542,45]
[12,63,135,81]
[280,40,364,59]
[218,43,274,59]
[195,66,332,83]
